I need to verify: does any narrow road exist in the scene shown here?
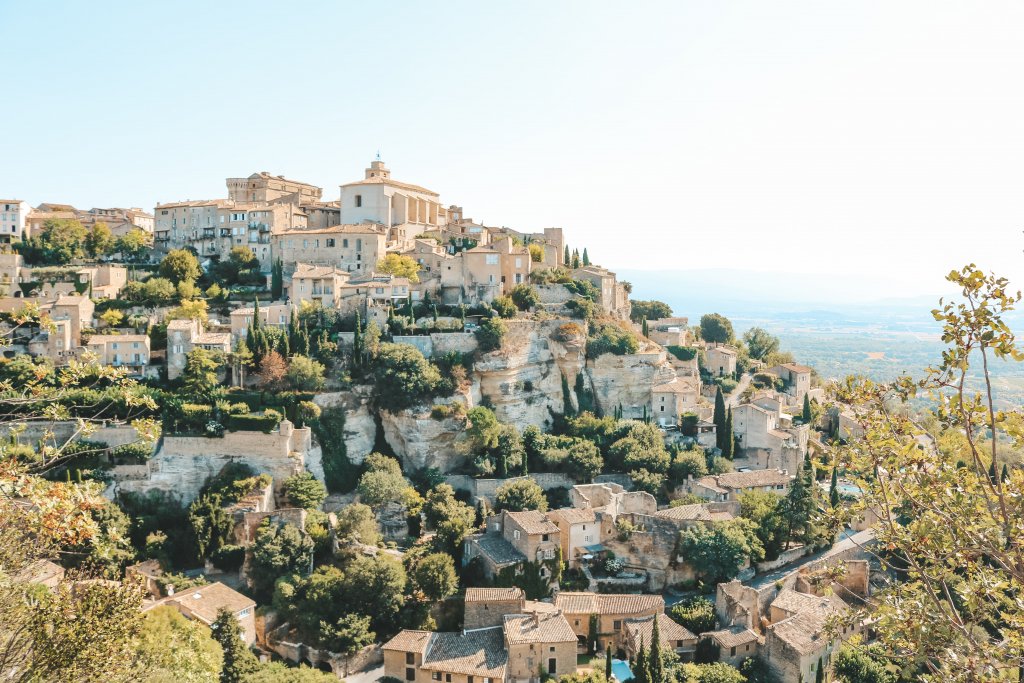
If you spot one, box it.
[725,373,753,407]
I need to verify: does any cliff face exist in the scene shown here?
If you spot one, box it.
[472,319,587,428]
[316,322,681,474]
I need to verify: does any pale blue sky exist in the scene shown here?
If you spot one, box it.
[2,1,1023,299]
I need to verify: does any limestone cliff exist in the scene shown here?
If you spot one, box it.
[379,408,465,472]
[587,346,677,419]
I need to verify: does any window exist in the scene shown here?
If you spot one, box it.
[173,344,183,354]
[431,674,440,681]
[730,647,736,656]
[406,653,416,665]
[584,535,592,543]
[112,343,119,350]
[485,254,498,265]
[326,239,335,247]
[445,675,451,682]
[356,238,362,251]
[355,195,362,207]
[406,669,415,681]
[343,238,349,248]
[515,258,522,268]
[513,530,520,540]
[542,534,549,542]
[613,620,621,630]
[548,659,557,675]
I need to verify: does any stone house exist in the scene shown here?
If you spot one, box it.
[464,587,528,629]
[495,510,561,565]
[229,302,295,339]
[384,628,507,683]
[166,318,232,380]
[80,206,154,238]
[546,507,599,570]
[504,611,578,681]
[761,589,860,682]
[153,581,257,645]
[288,262,350,309]
[732,402,809,475]
[623,613,697,661]
[645,317,691,348]
[687,470,793,502]
[337,272,413,318]
[651,376,701,427]
[0,200,29,242]
[85,334,150,374]
[226,171,323,205]
[553,592,664,653]
[769,363,813,404]
[705,344,738,377]
[275,224,387,275]
[701,626,762,667]
[462,238,531,299]
[571,265,629,319]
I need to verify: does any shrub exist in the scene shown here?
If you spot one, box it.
[211,544,245,573]
[552,322,585,342]
[587,323,639,358]
[372,343,442,411]
[566,298,597,320]
[225,410,282,433]
[282,472,328,510]
[715,377,738,394]
[510,284,540,311]
[491,296,517,319]
[667,345,698,361]
[494,478,548,513]
[475,316,507,352]
[563,279,599,300]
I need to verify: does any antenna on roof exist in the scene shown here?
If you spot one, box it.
[375,149,382,162]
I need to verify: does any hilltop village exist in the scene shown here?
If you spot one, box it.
[1,162,878,683]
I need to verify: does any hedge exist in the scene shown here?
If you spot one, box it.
[225,411,282,433]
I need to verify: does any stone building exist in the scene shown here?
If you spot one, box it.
[705,344,738,378]
[623,613,697,661]
[651,376,701,427]
[274,224,387,274]
[504,611,577,681]
[553,592,664,653]
[687,469,793,502]
[0,200,29,242]
[464,587,528,629]
[85,334,150,374]
[150,581,257,645]
[288,262,350,308]
[166,318,233,380]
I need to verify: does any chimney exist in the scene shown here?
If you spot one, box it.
[533,612,541,626]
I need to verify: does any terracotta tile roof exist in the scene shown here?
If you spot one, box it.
[778,363,813,375]
[549,507,597,525]
[465,587,525,603]
[506,510,560,536]
[655,504,715,523]
[277,224,384,236]
[293,263,349,279]
[625,614,697,649]
[87,334,149,344]
[704,625,762,649]
[247,171,321,189]
[697,470,792,491]
[169,582,255,625]
[471,534,526,566]
[652,377,700,394]
[421,629,507,678]
[766,610,833,655]
[771,588,849,619]
[383,629,433,654]
[523,600,559,614]
[554,592,664,616]
[504,611,577,645]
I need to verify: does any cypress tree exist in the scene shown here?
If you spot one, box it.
[802,393,812,424]
[830,466,840,508]
[815,657,824,683]
[211,608,258,683]
[564,244,571,265]
[582,248,590,266]
[353,310,363,368]
[572,249,581,269]
[642,318,649,338]
[713,388,726,451]
[723,407,734,459]
[606,645,613,680]
[650,616,663,683]
[1002,463,1009,483]
[561,373,575,417]
[989,460,998,484]
[634,638,648,683]
[271,257,283,299]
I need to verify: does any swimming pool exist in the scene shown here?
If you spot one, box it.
[611,659,634,682]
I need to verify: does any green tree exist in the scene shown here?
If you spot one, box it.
[650,615,663,683]
[510,283,540,311]
[475,315,507,352]
[738,490,787,560]
[630,300,672,323]
[372,343,441,411]
[494,478,548,512]
[492,295,517,318]
[245,661,338,682]
[282,472,327,510]
[38,218,87,263]
[135,605,224,683]
[249,521,315,600]
[188,492,233,561]
[722,407,734,459]
[334,502,380,547]
[571,249,581,269]
[605,645,612,680]
[563,244,571,265]
[829,466,840,508]
[182,347,222,398]
[116,227,151,262]
[319,613,375,659]
[699,314,734,344]
[84,221,115,258]
[634,638,650,683]
[668,597,716,635]
[678,519,764,584]
[159,249,201,284]
[357,455,407,509]
[271,257,284,299]
[782,454,819,548]
[582,247,590,266]
[422,484,475,554]
[831,645,897,683]
[285,355,325,391]
[465,406,502,452]
[802,393,812,424]
[211,608,258,683]
[376,253,421,283]
[412,552,458,601]
[741,327,780,361]
[713,388,727,451]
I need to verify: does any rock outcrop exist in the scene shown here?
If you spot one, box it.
[379,408,465,472]
[587,346,676,419]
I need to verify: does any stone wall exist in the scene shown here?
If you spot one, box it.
[445,473,576,502]
[602,512,696,591]
[535,284,574,304]
[754,545,811,573]
[392,335,433,357]
[0,420,141,449]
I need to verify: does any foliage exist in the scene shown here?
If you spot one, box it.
[492,295,517,318]
[182,347,222,399]
[587,322,639,358]
[669,448,708,484]
[678,519,764,584]
[831,644,898,683]
[738,490,788,561]
[135,605,224,683]
[376,253,422,283]
[312,405,357,493]
[494,478,548,512]
[257,351,288,390]
[372,343,442,411]
[668,596,717,635]
[159,249,201,284]
[357,453,407,509]
[699,314,734,344]
[630,299,673,323]
[285,355,325,391]
[334,502,380,547]
[829,264,1024,681]
[34,218,88,264]
[116,228,152,262]
[249,521,315,601]
[282,472,327,510]
[422,484,476,554]
[510,283,541,311]
[244,661,339,682]
[211,608,258,683]
[411,552,459,601]
[741,327,780,361]
[475,315,507,352]
[667,345,698,361]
